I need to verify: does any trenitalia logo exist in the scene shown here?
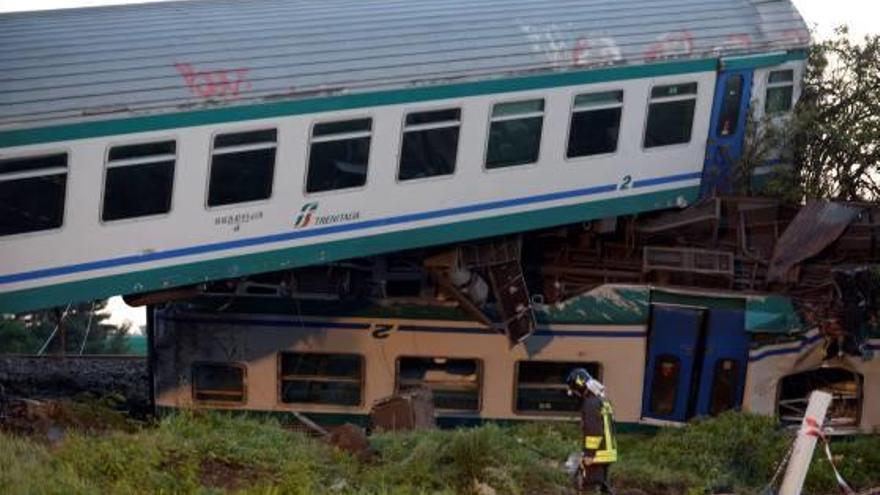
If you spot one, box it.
[294,202,362,229]
[293,202,318,228]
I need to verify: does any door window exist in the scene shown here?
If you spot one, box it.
[650,354,680,415]
[716,76,744,137]
[708,359,739,415]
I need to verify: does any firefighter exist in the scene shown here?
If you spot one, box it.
[566,368,617,494]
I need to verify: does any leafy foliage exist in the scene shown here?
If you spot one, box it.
[757,28,880,201]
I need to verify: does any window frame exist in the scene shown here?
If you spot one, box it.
[512,360,603,416]
[395,105,462,184]
[394,355,483,413]
[100,137,178,225]
[205,126,278,210]
[564,89,625,162]
[276,351,366,408]
[0,150,70,240]
[764,69,796,115]
[191,361,247,406]
[483,97,546,172]
[642,81,699,151]
[303,114,374,197]
[776,367,864,428]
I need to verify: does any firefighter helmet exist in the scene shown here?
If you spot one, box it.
[566,368,606,398]
[566,368,592,397]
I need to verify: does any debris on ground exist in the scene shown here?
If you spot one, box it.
[370,387,435,432]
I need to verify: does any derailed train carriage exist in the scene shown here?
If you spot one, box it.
[152,263,880,432]
[1,0,809,312]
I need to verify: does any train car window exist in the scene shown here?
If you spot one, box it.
[192,362,246,404]
[515,361,601,415]
[778,367,862,427]
[649,354,680,415]
[398,108,460,181]
[0,153,67,237]
[708,359,739,415]
[716,75,744,137]
[397,357,480,411]
[306,118,371,193]
[644,82,698,148]
[765,70,795,114]
[102,141,175,221]
[486,99,544,168]
[208,129,276,207]
[567,90,623,157]
[280,352,363,406]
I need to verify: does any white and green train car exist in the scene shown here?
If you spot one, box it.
[152,286,880,432]
[1,0,810,314]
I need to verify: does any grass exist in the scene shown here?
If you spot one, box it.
[0,404,878,495]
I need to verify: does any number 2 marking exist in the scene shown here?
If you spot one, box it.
[619,175,632,190]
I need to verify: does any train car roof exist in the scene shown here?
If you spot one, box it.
[0,0,809,132]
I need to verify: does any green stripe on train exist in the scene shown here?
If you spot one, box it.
[0,185,698,314]
[0,51,806,149]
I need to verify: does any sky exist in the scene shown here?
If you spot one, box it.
[1,0,877,331]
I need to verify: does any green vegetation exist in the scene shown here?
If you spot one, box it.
[1,407,878,495]
[738,28,880,202]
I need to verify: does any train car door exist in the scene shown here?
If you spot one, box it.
[641,305,705,422]
[700,69,754,197]
[694,309,749,416]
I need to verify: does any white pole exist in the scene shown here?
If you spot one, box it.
[779,390,833,495]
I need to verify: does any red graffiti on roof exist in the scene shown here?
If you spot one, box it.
[644,31,694,62]
[174,63,252,99]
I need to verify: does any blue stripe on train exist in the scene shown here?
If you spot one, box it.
[0,171,701,285]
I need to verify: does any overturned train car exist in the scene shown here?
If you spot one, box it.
[151,282,880,433]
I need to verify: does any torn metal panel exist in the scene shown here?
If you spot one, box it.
[488,261,536,344]
[767,202,863,283]
[637,197,722,234]
[424,238,536,343]
[537,285,650,325]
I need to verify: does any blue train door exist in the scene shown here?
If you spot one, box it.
[642,305,749,422]
[700,69,754,197]
[642,305,705,422]
[695,309,749,416]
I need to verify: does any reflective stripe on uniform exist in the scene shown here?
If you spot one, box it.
[584,436,602,449]
[592,399,618,464]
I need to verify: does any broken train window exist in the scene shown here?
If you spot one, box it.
[777,367,863,428]
[192,362,246,404]
[396,357,481,411]
[515,361,602,415]
[280,352,363,406]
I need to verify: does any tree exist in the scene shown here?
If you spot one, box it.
[0,300,132,355]
[760,28,880,202]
